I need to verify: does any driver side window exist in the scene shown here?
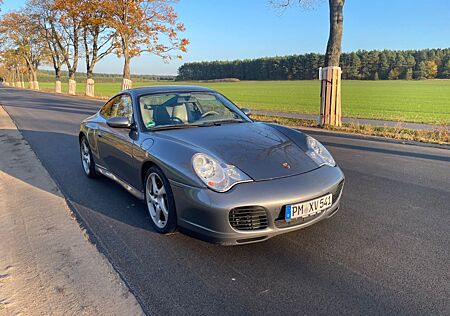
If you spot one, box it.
[100,96,121,119]
[100,95,133,120]
[115,95,133,120]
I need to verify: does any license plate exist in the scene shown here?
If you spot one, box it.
[285,193,332,221]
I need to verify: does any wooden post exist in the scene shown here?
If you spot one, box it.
[55,80,62,93]
[86,78,95,97]
[121,78,132,91]
[68,79,76,95]
[319,66,342,127]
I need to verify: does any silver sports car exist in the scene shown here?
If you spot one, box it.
[79,86,344,245]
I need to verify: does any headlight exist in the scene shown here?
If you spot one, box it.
[306,136,336,167]
[192,153,252,192]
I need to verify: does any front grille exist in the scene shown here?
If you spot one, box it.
[275,210,322,228]
[229,207,268,231]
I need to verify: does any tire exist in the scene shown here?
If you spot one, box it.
[144,166,177,233]
[80,136,98,178]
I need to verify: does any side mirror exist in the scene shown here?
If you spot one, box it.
[241,108,251,116]
[107,116,132,128]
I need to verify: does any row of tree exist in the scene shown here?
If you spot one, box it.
[0,0,188,96]
[37,70,176,83]
[177,48,450,81]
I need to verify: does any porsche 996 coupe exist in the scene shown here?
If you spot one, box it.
[79,86,344,245]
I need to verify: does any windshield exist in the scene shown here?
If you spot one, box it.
[138,92,248,129]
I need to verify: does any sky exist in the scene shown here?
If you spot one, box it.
[2,0,450,75]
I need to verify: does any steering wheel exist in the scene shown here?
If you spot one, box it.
[171,117,184,124]
[200,111,220,119]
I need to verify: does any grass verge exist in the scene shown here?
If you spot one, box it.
[13,85,450,145]
[37,80,450,124]
[252,114,450,145]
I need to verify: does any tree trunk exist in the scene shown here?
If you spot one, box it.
[33,72,40,90]
[15,68,21,88]
[121,46,132,90]
[27,70,33,89]
[11,70,16,87]
[325,0,345,67]
[20,72,25,88]
[123,54,131,80]
[32,69,39,90]
[55,68,62,93]
[68,71,76,95]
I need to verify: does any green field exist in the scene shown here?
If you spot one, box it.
[38,80,450,124]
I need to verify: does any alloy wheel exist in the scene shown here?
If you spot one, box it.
[81,139,92,175]
[146,172,169,229]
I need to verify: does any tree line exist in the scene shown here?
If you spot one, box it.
[37,70,176,83]
[0,0,188,96]
[177,48,450,81]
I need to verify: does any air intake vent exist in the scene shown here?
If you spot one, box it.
[334,180,344,203]
[229,207,268,231]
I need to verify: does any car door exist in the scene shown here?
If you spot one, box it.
[97,94,136,186]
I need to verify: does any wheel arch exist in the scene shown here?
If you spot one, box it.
[78,131,86,144]
[141,160,159,189]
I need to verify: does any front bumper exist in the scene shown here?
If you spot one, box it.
[170,165,345,245]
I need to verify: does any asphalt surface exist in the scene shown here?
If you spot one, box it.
[1,86,449,315]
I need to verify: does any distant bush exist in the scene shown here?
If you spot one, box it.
[38,70,176,83]
[178,78,240,82]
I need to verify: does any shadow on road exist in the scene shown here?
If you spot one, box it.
[2,95,102,116]
[1,127,152,233]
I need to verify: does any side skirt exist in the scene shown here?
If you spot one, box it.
[95,164,144,200]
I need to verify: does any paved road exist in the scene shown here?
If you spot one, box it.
[1,86,449,315]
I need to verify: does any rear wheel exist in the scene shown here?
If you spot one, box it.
[144,166,177,233]
[80,136,97,178]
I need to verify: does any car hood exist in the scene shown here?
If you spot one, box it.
[154,122,319,181]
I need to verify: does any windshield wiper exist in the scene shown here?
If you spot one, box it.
[150,119,245,131]
[150,124,201,131]
[198,119,246,126]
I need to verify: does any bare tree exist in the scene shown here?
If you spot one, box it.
[28,0,64,93]
[51,0,83,95]
[79,0,115,96]
[0,49,21,86]
[0,10,48,90]
[272,0,345,66]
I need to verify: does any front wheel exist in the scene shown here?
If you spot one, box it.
[80,136,98,178]
[145,166,177,233]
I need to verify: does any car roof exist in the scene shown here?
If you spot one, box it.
[124,85,216,97]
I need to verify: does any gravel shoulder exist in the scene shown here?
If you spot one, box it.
[0,106,143,315]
